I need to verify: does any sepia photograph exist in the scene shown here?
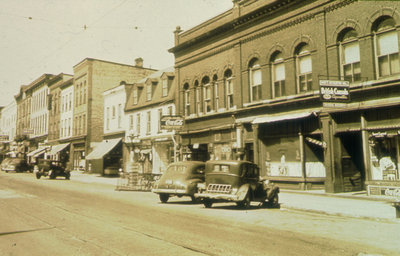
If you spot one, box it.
[0,0,399,255]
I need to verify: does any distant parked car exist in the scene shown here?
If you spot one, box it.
[34,159,70,180]
[195,160,280,209]
[152,161,205,203]
[3,158,31,173]
[1,157,13,171]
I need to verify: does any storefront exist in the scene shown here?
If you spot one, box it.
[252,109,325,190]
[180,124,237,162]
[322,104,400,198]
[86,138,122,175]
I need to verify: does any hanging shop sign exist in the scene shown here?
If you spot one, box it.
[319,80,350,102]
[160,115,184,130]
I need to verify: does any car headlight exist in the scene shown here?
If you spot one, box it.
[197,183,206,190]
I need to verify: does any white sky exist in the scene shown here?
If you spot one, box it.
[0,0,233,106]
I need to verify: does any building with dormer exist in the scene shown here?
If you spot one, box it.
[124,67,176,174]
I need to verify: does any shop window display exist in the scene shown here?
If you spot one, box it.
[369,135,400,181]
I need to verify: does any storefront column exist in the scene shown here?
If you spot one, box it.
[320,113,341,193]
[299,129,306,190]
[361,114,371,184]
[252,124,259,168]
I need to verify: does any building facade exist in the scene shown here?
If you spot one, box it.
[0,100,17,142]
[69,57,156,173]
[170,0,400,197]
[124,67,176,174]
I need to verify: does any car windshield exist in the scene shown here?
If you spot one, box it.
[166,165,187,174]
[212,164,230,173]
[10,158,23,164]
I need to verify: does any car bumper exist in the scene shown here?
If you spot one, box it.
[152,188,188,195]
[194,192,240,202]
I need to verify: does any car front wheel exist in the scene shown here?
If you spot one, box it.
[203,199,213,208]
[36,172,41,179]
[159,194,169,203]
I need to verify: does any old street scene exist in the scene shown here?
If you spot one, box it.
[0,0,400,255]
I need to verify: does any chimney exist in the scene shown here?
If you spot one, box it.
[174,26,183,45]
[135,57,143,68]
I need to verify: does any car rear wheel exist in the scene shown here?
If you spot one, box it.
[36,172,41,179]
[203,199,213,208]
[159,194,169,203]
[65,172,70,180]
[266,193,279,208]
[49,170,56,179]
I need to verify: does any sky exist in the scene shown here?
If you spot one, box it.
[0,0,233,106]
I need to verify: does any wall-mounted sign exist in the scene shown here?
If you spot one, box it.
[319,80,350,102]
[160,115,184,130]
[23,128,34,135]
[368,185,400,198]
[0,135,9,141]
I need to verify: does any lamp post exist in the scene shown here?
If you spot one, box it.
[126,132,139,173]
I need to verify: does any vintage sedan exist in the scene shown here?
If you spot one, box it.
[152,161,205,203]
[34,159,70,180]
[195,160,279,209]
[3,158,31,173]
[1,157,13,171]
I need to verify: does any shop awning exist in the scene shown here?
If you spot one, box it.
[252,109,319,124]
[27,147,47,157]
[86,138,121,160]
[48,143,70,156]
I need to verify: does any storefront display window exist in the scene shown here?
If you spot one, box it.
[369,133,400,181]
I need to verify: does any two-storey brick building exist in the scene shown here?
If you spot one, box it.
[170,0,400,197]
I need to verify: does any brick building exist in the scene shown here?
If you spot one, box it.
[169,0,400,196]
[69,58,156,172]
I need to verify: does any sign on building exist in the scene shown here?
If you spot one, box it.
[160,115,184,130]
[0,135,9,141]
[319,80,350,102]
[23,128,34,135]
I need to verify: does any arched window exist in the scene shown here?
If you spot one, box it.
[339,28,361,82]
[194,80,202,115]
[183,83,190,116]
[295,43,312,93]
[224,69,234,109]
[271,51,285,98]
[213,74,219,111]
[202,76,212,113]
[373,16,399,77]
[249,58,262,102]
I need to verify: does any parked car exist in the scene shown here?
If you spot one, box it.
[1,157,13,171]
[152,161,205,203]
[3,158,31,173]
[195,160,280,209]
[34,159,70,180]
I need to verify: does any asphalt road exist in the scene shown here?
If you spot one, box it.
[0,172,399,256]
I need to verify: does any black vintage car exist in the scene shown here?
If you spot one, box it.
[152,161,205,203]
[34,159,70,180]
[195,160,280,209]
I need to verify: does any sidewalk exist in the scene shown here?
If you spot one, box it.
[70,171,400,221]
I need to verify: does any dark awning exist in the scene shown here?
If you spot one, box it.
[86,138,121,160]
[27,147,47,157]
[48,143,70,156]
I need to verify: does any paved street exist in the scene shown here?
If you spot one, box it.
[0,172,399,256]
